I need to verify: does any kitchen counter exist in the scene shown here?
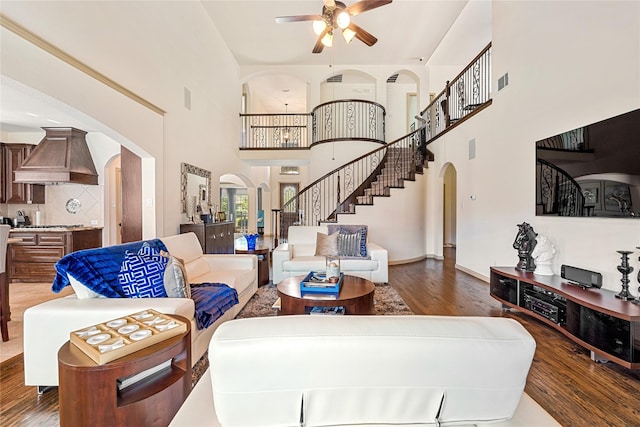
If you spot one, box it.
[10,226,103,232]
[8,227,103,283]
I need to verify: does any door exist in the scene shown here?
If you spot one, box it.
[279,183,299,239]
[120,146,142,243]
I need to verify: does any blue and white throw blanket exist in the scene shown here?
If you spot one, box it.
[52,239,168,297]
[191,283,239,330]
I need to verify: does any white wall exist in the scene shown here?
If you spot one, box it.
[426,0,640,291]
[337,175,427,262]
[1,1,248,238]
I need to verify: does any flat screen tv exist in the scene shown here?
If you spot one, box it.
[535,108,640,218]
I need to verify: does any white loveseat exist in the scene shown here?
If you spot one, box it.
[272,225,388,283]
[171,315,560,426]
[23,232,258,390]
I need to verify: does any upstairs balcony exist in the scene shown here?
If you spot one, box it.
[240,99,386,151]
[239,42,492,154]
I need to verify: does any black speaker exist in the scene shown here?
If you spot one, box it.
[561,264,603,288]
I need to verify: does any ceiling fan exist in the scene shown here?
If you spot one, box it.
[275,0,392,54]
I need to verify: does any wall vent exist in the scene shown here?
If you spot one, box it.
[386,73,399,83]
[498,73,509,91]
[326,75,342,83]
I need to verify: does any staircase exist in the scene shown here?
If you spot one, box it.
[277,123,430,238]
[355,147,424,206]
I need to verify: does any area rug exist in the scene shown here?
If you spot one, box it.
[236,282,413,318]
[192,282,412,385]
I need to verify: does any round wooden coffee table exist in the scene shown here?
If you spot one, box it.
[277,275,375,315]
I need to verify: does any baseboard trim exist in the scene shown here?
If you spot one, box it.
[389,255,427,265]
[455,264,489,283]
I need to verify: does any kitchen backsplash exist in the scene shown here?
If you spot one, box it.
[1,184,104,226]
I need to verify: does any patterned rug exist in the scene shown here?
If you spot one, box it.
[236,282,413,318]
[192,282,412,384]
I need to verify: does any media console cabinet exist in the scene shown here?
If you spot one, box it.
[490,266,640,369]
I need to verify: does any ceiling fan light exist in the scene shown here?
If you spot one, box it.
[321,31,333,47]
[336,11,350,29]
[342,27,356,43]
[313,20,327,36]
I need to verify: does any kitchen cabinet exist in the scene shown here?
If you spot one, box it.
[8,228,102,283]
[2,143,45,205]
[180,222,235,254]
[0,144,5,204]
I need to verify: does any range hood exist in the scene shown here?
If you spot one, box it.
[13,127,99,185]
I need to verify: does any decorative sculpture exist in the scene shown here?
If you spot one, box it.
[615,250,635,300]
[513,222,538,272]
[531,234,556,276]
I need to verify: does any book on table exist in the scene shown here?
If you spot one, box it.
[309,306,345,315]
[300,271,343,295]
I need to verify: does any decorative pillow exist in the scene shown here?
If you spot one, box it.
[118,243,168,298]
[161,251,190,298]
[328,225,368,257]
[314,232,339,256]
[337,230,363,257]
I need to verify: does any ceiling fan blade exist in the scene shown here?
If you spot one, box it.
[348,23,378,46]
[312,28,330,54]
[275,15,322,23]
[347,0,392,16]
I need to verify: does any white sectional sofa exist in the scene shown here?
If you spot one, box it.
[23,232,258,390]
[272,225,388,283]
[171,315,560,426]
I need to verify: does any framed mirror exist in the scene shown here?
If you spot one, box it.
[181,162,212,213]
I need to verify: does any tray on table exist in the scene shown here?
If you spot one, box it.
[70,309,187,365]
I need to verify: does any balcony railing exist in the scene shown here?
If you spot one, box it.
[312,99,385,145]
[240,113,312,149]
[422,42,492,142]
[240,100,385,149]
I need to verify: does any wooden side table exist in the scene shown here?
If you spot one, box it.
[58,315,191,427]
[235,246,271,286]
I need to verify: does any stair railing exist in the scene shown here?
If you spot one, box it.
[537,158,586,216]
[421,42,492,143]
[279,118,427,238]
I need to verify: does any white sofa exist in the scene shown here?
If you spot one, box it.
[272,225,388,283]
[171,315,560,427]
[23,232,258,390]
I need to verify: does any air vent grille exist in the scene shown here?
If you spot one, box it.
[386,73,399,83]
[326,75,343,83]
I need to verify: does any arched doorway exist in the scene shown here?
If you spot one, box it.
[442,163,457,251]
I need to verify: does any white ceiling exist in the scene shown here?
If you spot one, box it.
[201,0,471,67]
[0,0,491,134]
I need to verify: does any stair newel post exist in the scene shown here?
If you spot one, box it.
[444,80,451,128]
[272,209,280,247]
[336,175,341,214]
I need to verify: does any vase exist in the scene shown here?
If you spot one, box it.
[186,196,197,223]
[326,255,341,280]
[244,233,259,251]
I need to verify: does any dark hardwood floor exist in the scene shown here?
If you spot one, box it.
[391,249,640,427]
[1,248,639,426]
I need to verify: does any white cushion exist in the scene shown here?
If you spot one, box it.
[68,273,102,299]
[209,315,537,427]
